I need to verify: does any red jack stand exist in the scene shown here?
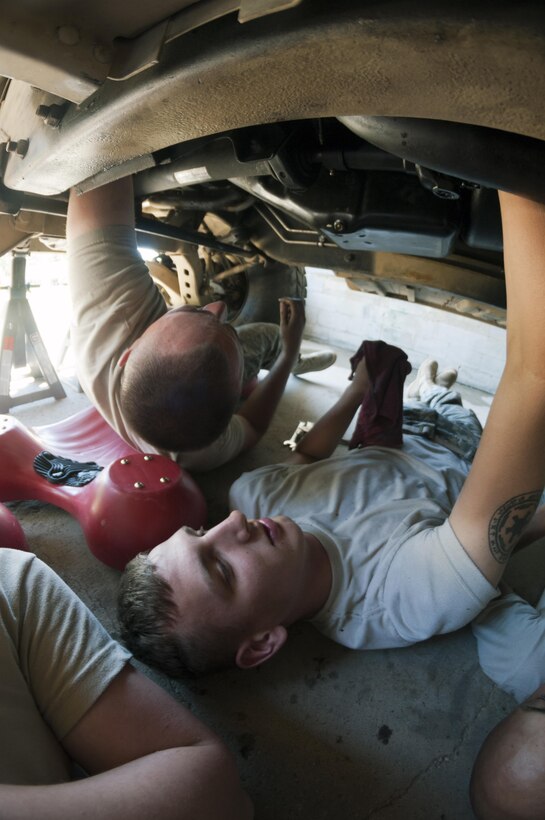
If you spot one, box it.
[0,251,66,413]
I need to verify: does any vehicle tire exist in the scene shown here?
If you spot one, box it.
[231,263,307,326]
[149,254,307,323]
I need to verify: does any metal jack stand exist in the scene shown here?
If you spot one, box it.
[0,251,66,413]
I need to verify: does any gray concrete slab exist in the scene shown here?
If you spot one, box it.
[3,276,540,820]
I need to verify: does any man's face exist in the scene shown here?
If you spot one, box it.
[149,511,309,650]
[122,301,244,386]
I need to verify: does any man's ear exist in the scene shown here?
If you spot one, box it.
[235,625,288,669]
[118,348,132,368]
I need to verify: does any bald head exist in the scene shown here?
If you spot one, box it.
[119,304,243,452]
[470,689,545,819]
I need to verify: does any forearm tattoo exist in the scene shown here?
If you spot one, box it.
[488,491,542,563]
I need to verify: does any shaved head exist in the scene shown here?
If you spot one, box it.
[119,304,243,452]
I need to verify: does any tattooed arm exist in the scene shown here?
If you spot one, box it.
[514,504,545,551]
[449,193,545,585]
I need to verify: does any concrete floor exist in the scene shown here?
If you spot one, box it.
[4,280,543,819]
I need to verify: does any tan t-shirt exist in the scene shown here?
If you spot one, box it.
[68,225,247,471]
[0,549,131,785]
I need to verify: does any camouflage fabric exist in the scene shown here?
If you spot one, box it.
[236,323,283,384]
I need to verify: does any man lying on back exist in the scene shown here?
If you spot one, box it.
[118,192,545,679]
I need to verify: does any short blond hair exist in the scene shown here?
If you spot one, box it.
[118,551,239,676]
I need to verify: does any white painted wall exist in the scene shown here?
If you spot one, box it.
[304,267,506,394]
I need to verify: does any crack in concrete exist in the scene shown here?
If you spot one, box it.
[363,684,497,819]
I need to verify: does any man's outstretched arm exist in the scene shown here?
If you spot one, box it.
[67,177,134,239]
[0,664,252,820]
[66,175,167,436]
[235,298,306,451]
[287,357,370,464]
[449,192,545,586]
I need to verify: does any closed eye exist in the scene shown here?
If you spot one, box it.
[197,546,234,595]
[216,557,234,589]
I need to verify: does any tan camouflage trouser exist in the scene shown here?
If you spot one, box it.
[235,323,283,384]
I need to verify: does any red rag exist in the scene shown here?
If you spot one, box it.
[349,340,412,450]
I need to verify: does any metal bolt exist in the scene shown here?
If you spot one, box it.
[6,139,29,158]
[93,44,112,64]
[120,458,130,465]
[143,454,153,461]
[15,139,29,158]
[333,219,346,233]
[57,25,80,46]
[35,104,65,128]
[159,476,170,484]
[133,481,145,489]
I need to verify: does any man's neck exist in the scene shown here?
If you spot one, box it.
[290,531,332,623]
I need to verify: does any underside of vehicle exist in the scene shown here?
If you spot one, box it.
[1,0,544,325]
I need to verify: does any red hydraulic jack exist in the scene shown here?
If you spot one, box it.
[0,251,66,413]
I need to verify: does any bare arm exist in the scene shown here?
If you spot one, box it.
[236,298,305,450]
[0,665,252,820]
[449,193,545,585]
[287,357,371,464]
[67,177,135,239]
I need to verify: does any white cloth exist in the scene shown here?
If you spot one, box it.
[472,589,545,701]
[0,549,131,785]
[68,225,247,471]
[230,435,497,650]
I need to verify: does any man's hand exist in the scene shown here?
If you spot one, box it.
[279,298,305,361]
[346,356,371,399]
